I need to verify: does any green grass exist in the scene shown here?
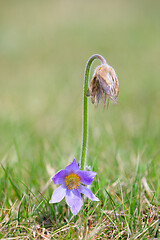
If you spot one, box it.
[0,0,160,239]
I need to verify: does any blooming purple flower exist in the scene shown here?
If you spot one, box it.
[49,159,99,215]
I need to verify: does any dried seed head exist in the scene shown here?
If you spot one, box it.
[86,64,119,107]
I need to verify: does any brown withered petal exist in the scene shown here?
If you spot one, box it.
[86,64,119,107]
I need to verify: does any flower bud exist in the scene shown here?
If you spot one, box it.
[86,64,119,107]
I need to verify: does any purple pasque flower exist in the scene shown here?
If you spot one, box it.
[49,159,99,215]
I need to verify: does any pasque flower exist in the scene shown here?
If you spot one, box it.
[86,63,119,107]
[49,159,99,215]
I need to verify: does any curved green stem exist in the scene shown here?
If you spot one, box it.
[80,54,106,170]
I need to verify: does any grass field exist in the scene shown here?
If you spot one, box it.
[0,0,160,239]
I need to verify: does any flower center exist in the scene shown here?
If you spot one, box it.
[65,173,80,191]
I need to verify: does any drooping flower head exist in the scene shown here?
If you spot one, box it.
[86,63,119,107]
[49,159,99,215]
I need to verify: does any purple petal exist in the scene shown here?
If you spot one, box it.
[77,170,97,185]
[78,185,99,201]
[49,186,66,203]
[65,158,80,173]
[65,189,82,215]
[52,169,67,185]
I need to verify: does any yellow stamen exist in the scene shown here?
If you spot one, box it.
[65,173,80,191]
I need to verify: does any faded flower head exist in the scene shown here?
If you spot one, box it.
[49,159,99,215]
[86,64,119,107]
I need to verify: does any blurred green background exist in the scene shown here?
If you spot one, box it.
[0,0,160,190]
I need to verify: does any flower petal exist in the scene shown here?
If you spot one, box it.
[49,186,66,203]
[78,185,99,201]
[65,189,82,215]
[77,170,96,185]
[52,169,67,185]
[65,158,80,173]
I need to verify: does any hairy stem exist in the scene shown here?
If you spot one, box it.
[80,54,106,170]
